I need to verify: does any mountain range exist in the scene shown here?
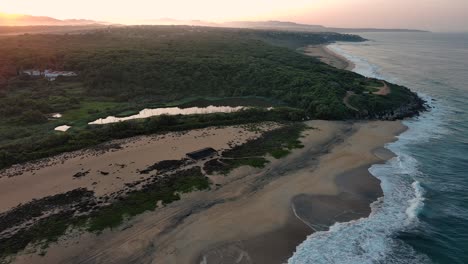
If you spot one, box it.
[0,13,107,26]
[0,13,427,33]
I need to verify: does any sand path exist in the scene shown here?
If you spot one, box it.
[343,91,359,111]
[374,81,391,95]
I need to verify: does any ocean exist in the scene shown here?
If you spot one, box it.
[289,32,468,264]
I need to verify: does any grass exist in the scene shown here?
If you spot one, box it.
[61,100,127,127]
[224,123,306,159]
[0,212,78,260]
[204,123,306,175]
[270,148,291,159]
[87,166,210,232]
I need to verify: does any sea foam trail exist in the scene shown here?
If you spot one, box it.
[328,44,385,80]
[288,43,445,264]
[406,181,425,222]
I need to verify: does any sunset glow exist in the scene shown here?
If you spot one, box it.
[1,0,468,32]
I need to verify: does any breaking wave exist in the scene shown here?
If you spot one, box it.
[288,43,449,264]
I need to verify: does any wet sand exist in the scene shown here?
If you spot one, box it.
[10,120,406,264]
[194,121,405,264]
[303,45,355,70]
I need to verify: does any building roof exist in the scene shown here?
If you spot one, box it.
[186,147,217,160]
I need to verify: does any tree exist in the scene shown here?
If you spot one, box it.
[20,110,47,124]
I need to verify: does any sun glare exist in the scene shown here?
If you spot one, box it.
[0,12,22,19]
[0,0,467,31]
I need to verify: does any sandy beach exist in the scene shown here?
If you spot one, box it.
[0,123,278,213]
[303,45,355,70]
[7,120,405,264]
[0,42,408,264]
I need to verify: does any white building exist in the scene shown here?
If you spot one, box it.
[22,69,77,81]
[44,70,78,81]
[22,69,41,76]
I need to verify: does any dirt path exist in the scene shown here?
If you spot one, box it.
[343,81,390,112]
[343,91,359,111]
[373,81,391,95]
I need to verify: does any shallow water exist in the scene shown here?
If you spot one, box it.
[290,32,468,264]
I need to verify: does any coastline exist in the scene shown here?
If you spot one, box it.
[303,44,356,71]
[10,121,406,264]
[204,121,406,264]
[3,42,414,264]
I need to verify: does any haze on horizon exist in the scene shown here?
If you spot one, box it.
[1,0,467,32]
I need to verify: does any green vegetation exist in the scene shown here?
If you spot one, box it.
[0,26,424,261]
[86,167,209,232]
[0,107,303,169]
[223,123,305,159]
[0,123,307,259]
[270,148,292,159]
[0,212,77,260]
[0,167,209,259]
[0,26,423,169]
[348,83,420,117]
[204,123,306,174]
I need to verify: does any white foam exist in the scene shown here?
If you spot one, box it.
[328,43,385,80]
[406,181,425,222]
[289,107,438,264]
[288,42,450,264]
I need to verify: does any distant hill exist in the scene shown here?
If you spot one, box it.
[328,27,428,33]
[0,13,107,26]
[221,20,428,33]
[223,20,326,31]
[0,13,428,33]
[136,18,218,27]
[137,19,427,33]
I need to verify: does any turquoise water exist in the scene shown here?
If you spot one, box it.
[289,32,468,264]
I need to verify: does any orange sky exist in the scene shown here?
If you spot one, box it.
[1,0,467,31]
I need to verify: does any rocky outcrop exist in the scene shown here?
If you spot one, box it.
[354,93,427,121]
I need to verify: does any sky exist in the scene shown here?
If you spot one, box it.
[1,0,467,31]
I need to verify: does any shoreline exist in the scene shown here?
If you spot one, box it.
[2,42,417,264]
[214,122,407,264]
[303,44,356,71]
[9,121,406,264]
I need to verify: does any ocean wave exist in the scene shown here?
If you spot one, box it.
[328,43,385,80]
[288,43,450,264]
[406,181,425,223]
[288,141,432,264]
